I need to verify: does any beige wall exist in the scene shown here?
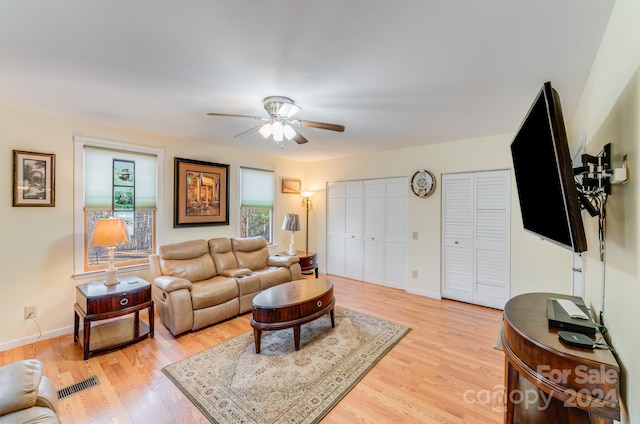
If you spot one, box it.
[568,0,640,420]
[0,106,305,348]
[305,135,574,299]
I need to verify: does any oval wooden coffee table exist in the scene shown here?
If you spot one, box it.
[250,278,335,354]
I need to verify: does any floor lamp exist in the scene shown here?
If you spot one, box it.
[301,191,314,254]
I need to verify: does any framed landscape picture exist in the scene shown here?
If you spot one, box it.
[174,157,229,227]
[282,178,301,194]
[13,150,55,207]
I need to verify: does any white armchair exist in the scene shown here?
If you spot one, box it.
[0,359,60,424]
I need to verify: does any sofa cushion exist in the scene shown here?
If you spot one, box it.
[190,276,239,310]
[255,266,294,290]
[160,255,216,282]
[159,239,209,260]
[231,237,269,270]
[158,239,217,282]
[212,251,238,272]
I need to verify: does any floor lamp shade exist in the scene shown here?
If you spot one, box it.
[282,213,300,255]
[90,218,131,285]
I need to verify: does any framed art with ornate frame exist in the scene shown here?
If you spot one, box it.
[174,157,229,227]
[13,150,56,207]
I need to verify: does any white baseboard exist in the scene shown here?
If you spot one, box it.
[0,325,73,352]
[406,288,442,300]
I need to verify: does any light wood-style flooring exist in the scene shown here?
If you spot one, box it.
[0,274,506,423]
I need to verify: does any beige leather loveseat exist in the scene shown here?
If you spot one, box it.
[0,359,60,424]
[149,236,301,336]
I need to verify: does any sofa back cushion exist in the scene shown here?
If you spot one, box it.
[231,236,269,270]
[158,239,217,282]
[208,238,238,272]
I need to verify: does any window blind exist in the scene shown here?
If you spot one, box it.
[84,146,157,210]
[240,167,274,208]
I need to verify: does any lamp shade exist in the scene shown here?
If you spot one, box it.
[90,218,131,247]
[281,213,301,232]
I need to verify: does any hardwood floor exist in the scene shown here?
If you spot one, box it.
[0,275,506,423]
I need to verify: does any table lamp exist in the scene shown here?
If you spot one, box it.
[281,213,300,255]
[90,217,131,285]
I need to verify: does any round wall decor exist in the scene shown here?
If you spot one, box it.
[410,169,436,197]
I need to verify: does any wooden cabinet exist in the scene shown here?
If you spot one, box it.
[279,250,318,278]
[74,276,154,360]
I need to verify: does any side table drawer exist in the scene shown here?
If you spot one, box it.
[76,284,151,315]
[299,254,317,271]
[87,289,151,314]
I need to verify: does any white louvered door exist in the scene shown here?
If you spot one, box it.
[442,170,510,309]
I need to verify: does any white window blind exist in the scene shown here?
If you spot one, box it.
[84,146,157,210]
[240,167,275,208]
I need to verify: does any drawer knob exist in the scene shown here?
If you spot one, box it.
[120,298,129,306]
[317,300,323,308]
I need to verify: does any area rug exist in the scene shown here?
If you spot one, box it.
[162,307,410,424]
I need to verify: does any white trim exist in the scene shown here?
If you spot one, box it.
[406,288,442,300]
[0,325,73,352]
[73,135,164,276]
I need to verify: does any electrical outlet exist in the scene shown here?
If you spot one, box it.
[24,305,37,319]
[411,270,418,279]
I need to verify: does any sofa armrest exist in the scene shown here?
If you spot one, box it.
[0,359,43,416]
[268,255,300,268]
[154,275,192,292]
[219,268,252,278]
[34,376,58,413]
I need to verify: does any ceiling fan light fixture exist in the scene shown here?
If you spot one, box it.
[278,102,301,118]
[283,124,296,140]
[272,121,284,142]
[259,123,272,138]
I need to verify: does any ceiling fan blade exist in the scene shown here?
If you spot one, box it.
[293,132,309,144]
[292,119,345,132]
[207,112,268,122]
[233,125,262,139]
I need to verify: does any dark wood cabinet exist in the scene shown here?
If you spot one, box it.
[74,276,154,360]
[279,250,318,278]
[502,292,619,423]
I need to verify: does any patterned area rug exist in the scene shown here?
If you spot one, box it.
[162,307,410,424]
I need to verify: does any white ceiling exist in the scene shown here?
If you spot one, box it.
[0,1,615,162]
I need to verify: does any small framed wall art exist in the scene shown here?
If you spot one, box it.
[282,178,301,194]
[174,157,229,227]
[13,150,56,207]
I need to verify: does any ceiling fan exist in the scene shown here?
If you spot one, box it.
[207,96,345,145]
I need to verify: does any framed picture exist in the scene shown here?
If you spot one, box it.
[174,157,229,227]
[113,186,135,210]
[113,159,135,186]
[13,150,55,207]
[282,178,301,194]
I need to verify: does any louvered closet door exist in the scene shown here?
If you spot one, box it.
[474,171,510,309]
[442,170,510,309]
[442,174,474,303]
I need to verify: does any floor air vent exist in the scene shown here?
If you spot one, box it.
[57,375,100,400]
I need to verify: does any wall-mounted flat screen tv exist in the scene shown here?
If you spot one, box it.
[511,81,587,253]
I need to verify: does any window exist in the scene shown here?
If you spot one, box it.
[74,136,164,276]
[239,165,275,244]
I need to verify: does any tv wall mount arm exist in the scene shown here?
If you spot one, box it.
[573,143,613,217]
